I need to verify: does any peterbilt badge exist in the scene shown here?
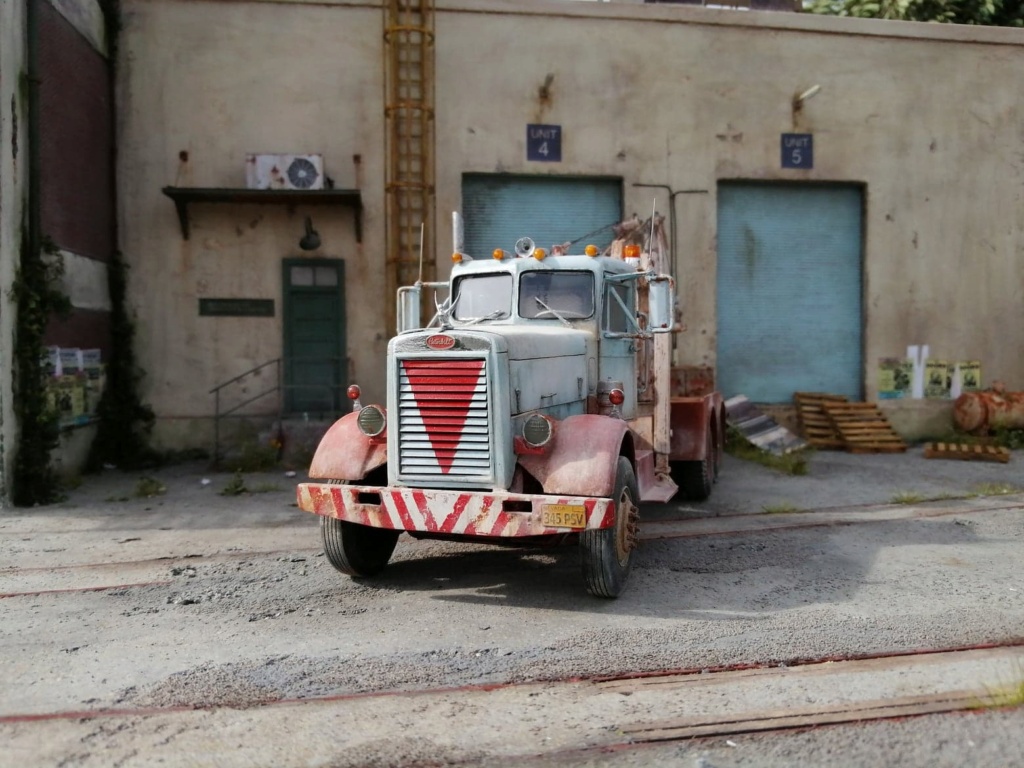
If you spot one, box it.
[425,334,456,350]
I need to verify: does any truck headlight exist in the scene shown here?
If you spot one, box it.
[357,405,386,437]
[522,414,553,448]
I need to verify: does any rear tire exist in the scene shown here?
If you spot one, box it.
[580,457,640,598]
[320,517,399,577]
[672,426,715,501]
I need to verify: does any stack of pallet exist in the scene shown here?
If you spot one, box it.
[793,392,847,450]
[793,393,907,453]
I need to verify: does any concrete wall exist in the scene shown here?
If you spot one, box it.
[117,0,1024,451]
[117,0,386,450]
[0,0,28,502]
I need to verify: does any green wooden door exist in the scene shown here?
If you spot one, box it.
[283,259,346,415]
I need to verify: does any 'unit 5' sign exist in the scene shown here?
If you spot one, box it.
[527,124,562,162]
[781,133,813,169]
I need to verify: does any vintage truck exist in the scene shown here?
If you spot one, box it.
[297,214,724,597]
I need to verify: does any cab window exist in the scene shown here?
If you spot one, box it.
[519,271,595,319]
[604,282,634,333]
[451,273,512,320]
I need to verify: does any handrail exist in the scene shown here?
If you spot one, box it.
[210,356,349,466]
[210,358,281,396]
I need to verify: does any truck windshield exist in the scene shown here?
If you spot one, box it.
[451,273,513,321]
[519,271,595,319]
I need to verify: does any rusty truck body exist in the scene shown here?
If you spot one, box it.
[296,213,724,596]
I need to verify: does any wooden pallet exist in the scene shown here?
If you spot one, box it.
[821,402,907,453]
[793,392,848,449]
[923,442,1011,464]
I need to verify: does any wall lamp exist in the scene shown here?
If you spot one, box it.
[792,84,821,111]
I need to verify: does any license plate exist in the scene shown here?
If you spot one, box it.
[542,504,586,529]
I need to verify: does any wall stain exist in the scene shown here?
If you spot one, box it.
[10,96,17,160]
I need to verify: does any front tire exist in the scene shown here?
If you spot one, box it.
[320,517,399,577]
[580,457,640,598]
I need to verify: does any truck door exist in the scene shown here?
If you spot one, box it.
[599,279,637,416]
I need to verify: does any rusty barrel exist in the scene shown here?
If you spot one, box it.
[953,390,1024,432]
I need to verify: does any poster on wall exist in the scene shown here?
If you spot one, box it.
[924,360,951,398]
[878,358,913,399]
[958,361,982,393]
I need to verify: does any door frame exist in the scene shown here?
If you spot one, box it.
[281,257,346,415]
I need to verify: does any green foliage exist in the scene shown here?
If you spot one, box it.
[86,252,158,472]
[134,476,167,498]
[806,0,1023,25]
[725,427,811,476]
[220,472,248,497]
[10,234,71,506]
[993,427,1024,451]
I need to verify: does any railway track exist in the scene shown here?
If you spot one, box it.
[2,641,1022,765]
[2,495,1020,599]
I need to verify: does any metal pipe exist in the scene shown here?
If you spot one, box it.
[27,0,41,262]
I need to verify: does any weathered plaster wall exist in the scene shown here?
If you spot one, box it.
[117,0,386,450]
[0,0,29,503]
[433,0,1024,398]
[118,0,1023,451]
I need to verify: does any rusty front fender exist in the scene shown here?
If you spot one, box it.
[517,414,632,498]
[308,410,388,481]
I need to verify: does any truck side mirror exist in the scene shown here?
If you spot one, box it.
[397,285,422,334]
[648,276,676,333]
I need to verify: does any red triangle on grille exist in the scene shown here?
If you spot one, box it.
[403,360,485,474]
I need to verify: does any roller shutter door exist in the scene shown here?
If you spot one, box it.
[716,183,864,403]
[462,175,622,257]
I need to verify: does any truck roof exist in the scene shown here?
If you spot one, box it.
[451,252,640,280]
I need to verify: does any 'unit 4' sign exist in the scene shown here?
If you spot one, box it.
[527,124,562,162]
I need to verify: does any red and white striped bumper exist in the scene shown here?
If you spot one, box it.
[296,483,616,537]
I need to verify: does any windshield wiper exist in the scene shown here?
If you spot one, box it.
[534,297,571,327]
[457,309,507,326]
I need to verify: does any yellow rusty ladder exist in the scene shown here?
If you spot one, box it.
[384,0,435,323]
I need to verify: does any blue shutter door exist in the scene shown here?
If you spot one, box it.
[716,183,864,403]
[462,175,622,257]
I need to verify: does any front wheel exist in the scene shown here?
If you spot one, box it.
[580,457,640,598]
[320,517,399,577]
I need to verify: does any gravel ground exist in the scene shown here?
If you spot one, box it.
[1,449,1022,766]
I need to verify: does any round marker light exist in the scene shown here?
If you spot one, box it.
[585,244,599,257]
[347,385,361,401]
[492,248,505,260]
[623,244,641,259]
[533,248,547,261]
[357,405,386,437]
[452,252,463,263]
[609,389,625,406]
[522,414,553,448]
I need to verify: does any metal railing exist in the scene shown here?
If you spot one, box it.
[209,357,347,465]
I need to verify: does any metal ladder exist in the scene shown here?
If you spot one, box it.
[384,0,435,323]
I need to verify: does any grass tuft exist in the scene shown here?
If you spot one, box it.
[890,491,925,505]
[762,503,802,515]
[973,482,1024,497]
[725,428,811,476]
[134,477,167,498]
[219,472,248,497]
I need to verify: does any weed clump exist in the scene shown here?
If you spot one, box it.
[725,427,811,476]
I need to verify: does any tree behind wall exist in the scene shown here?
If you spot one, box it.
[86,253,156,471]
[807,0,1024,25]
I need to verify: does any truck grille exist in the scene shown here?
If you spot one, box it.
[398,358,491,478]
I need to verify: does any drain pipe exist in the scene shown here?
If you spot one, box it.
[26,0,41,262]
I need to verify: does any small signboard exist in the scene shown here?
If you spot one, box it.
[527,124,562,162]
[199,298,275,317]
[781,133,813,169]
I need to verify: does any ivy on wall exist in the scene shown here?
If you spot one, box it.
[86,251,156,472]
[10,234,70,505]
